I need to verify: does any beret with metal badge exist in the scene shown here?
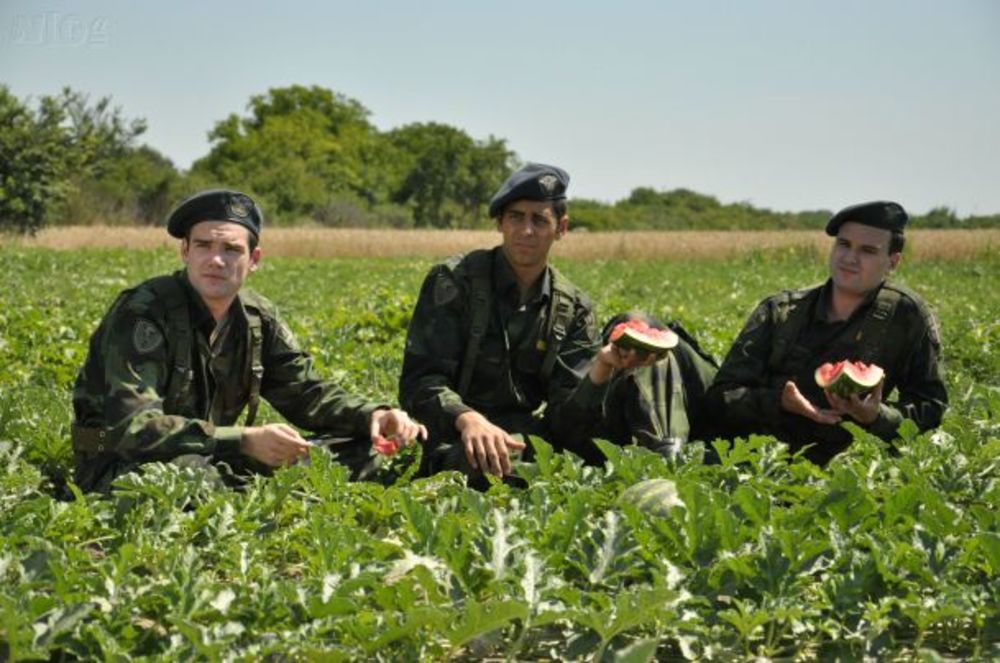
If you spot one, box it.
[166,189,263,239]
[488,163,570,219]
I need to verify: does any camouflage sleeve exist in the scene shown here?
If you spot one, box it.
[398,265,473,440]
[259,311,383,438]
[704,299,785,431]
[867,302,948,439]
[545,299,605,442]
[99,304,243,464]
[675,341,720,441]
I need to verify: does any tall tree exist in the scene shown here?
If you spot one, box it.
[0,86,144,233]
[192,85,385,221]
[387,122,513,227]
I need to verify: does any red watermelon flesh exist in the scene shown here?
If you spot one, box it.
[609,319,678,353]
[814,360,884,397]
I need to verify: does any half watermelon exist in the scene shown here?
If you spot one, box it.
[608,318,678,353]
[814,360,884,398]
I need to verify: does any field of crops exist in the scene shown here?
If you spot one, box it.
[1,242,998,660]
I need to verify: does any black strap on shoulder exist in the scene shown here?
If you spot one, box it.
[244,311,264,427]
[539,271,576,381]
[145,276,194,414]
[857,285,902,363]
[458,252,493,398]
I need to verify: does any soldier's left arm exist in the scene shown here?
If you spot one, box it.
[259,313,386,438]
[543,299,604,439]
[866,303,948,439]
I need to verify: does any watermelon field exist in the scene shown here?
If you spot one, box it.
[1,241,999,660]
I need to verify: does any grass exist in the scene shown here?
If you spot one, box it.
[3,226,1000,261]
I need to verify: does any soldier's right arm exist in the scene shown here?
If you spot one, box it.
[398,265,474,439]
[704,300,785,429]
[87,299,245,464]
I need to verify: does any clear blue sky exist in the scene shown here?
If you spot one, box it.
[2,0,998,215]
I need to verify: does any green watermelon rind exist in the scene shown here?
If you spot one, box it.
[614,326,678,353]
[618,478,684,516]
[814,362,884,398]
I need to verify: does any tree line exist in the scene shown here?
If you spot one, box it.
[2,84,997,234]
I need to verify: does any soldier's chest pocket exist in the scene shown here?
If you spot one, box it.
[512,346,544,375]
[474,334,507,377]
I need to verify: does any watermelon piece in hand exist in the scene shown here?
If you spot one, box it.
[608,318,678,354]
[814,360,885,398]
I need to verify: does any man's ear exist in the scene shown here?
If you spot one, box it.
[249,246,262,272]
[180,238,189,262]
[888,251,902,272]
[556,215,569,239]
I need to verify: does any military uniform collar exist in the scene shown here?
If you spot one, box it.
[815,278,884,323]
[492,247,551,305]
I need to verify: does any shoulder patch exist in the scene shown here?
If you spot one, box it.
[132,319,164,355]
[433,272,459,306]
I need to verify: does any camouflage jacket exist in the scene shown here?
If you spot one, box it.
[705,279,948,464]
[72,270,382,491]
[398,248,602,446]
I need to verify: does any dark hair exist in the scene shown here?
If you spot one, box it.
[184,225,259,252]
[496,199,568,221]
[888,230,905,255]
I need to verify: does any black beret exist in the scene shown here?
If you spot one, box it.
[488,163,570,219]
[825,201,908,236]
[166,189,263,239]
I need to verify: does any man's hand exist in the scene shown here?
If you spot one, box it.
[780,381,842,425]
[370,408,428,449]
[241,423,312,467]
[455,411,526,477]
[588,343,664,386]
[825,382,883,425]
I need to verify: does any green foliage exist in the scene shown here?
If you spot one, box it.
[386,122,514,228]
[4,85,999,232]
[0,87,135,233]
[2,246,998,659]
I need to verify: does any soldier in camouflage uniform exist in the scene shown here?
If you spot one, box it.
[556,312,719,465]
[705,201,948,465]
[72,189,426,493]
[399,164,607,482]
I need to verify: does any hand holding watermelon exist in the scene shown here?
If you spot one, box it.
[815,360,885,425]
[370,408,427,455]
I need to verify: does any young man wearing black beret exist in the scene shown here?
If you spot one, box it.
[705,201,948,464]
[399,164,608,483]
[72,189,425,492]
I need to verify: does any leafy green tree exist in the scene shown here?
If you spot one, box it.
[192,85,385,221]
[387,122,513,227]
[62,145,180,226]
[0,86,145,233]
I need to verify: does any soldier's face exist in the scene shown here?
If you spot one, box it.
[497,200,568,271]
[829,222,901,297]
[181,221,261,309]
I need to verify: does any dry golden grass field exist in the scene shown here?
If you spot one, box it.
[4,226,998,261]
